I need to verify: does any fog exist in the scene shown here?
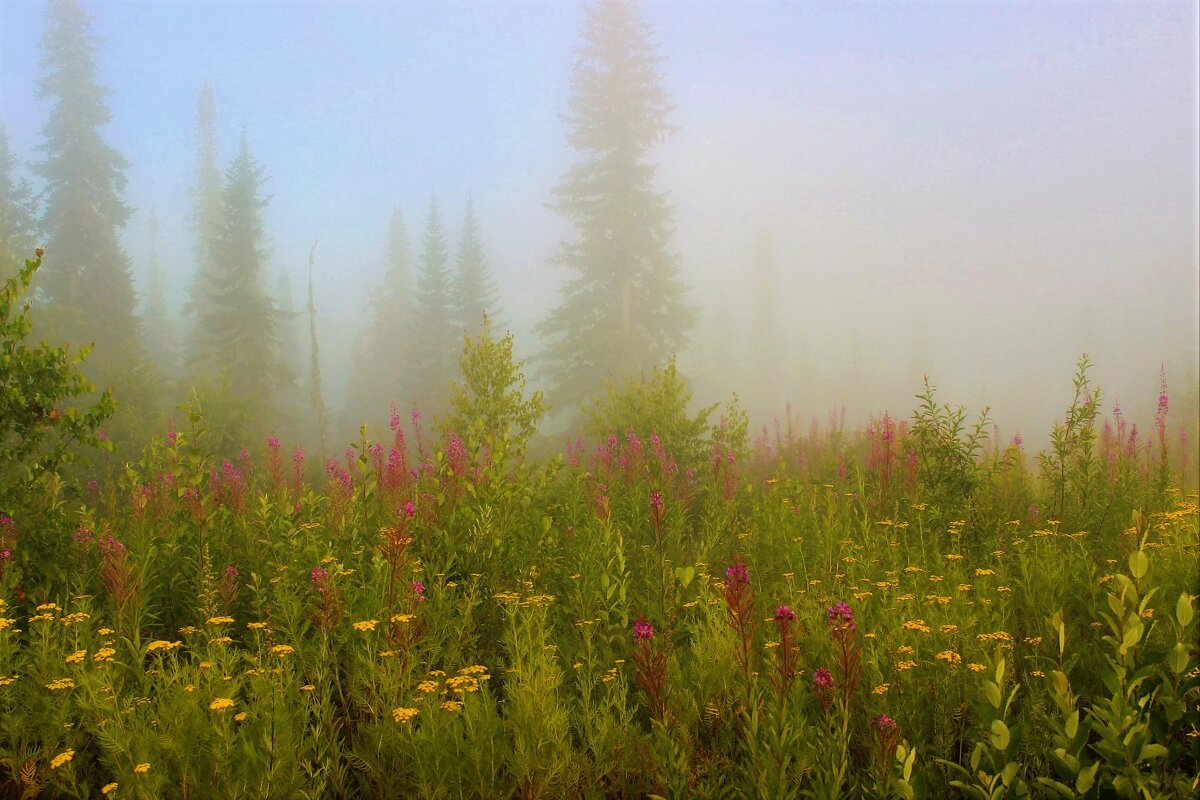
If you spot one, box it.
[2,0,1196,449]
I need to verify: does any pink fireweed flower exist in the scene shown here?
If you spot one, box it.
[827,602,855,629]
[268,436,280,450]
[310,567,329,586]
[813,667,834,690]
[402,501,416,518]
[871,714,898,734]
[726,562,750,585]
[774,605,797,622]
[411,580,425,598]
[633,618,654,643]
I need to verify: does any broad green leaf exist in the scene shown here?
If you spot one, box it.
[989,719,1011,751]
[985,681,1001,709]
[1075,763,1098,794]
[1168,642,1190,675]
[1065,710,1079,740]
[1128,550,1148,580]
[1138,743,1168,762]
[1177,593,1194,628]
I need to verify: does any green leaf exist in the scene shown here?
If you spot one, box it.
[1035,777,1075,799]
[1168,642,1191,675]
[1177,593,1194,628]
[1076,763,1098,795]
[1065,710,1079,740]
[989,719,1011,751]
[674,565,695,588]
[1138,743,1168,762]
[984,681,1002,710]
[1000,761,1019,787]
[1128,550,1149,580]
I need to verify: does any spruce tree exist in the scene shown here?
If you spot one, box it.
[189,133,284,431]
[537,0,693,410]
[141,210,177,378]
[345,207,414,432]
[35,0,141,387]
[185,84,222,334]
[452,197,501,335]
[407,197,458,416]
[0,121,40,279]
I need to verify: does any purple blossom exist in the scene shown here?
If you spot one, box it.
[267,436,281,450]
[726,562,750,585]
[310,567,329,585]
[633,618,654,643]
[411,580,426,597]
[402,501,416,518]
[870,713,898,733]
[813,667,834,689]
[225,565,239,580]
[827,602,854,627]
[774,605,797,622]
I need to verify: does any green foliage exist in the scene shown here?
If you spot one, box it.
[585,356,716,470]
[1,251,113,514]
[1038,355,1102,527]
[442,314,546,463]
[911,378,991,517]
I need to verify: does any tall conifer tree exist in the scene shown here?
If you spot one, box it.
[452,197,501,335]
[189,133,284,428]
[35,0,141,386]
[407,198,458,416]
[141,211,177,378]
[0,121,39,278]
[538,0,692,409]
[185,84,222,333]
[345,207,413,432]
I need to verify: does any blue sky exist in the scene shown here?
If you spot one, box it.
[1,0,1196,432]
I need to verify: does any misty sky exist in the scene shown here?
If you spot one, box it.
[1,0,1197,440]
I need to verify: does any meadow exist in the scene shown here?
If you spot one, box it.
[0,351,1197,799]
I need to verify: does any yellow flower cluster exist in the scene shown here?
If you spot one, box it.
[392,707,419,723]
[209,698,236,711]
[0,676,17,687]
[65,649,86,664]
[902,619,930,633]
[247,622,268,630]
[102,782,118,794]
[207,616,235,626]
[447,675,480,694]
[93,648,116,662]
[896,660,917,671]
[935,650,962,665]
[871,684,891,696]
[270,644,295,657]
[440,700,464,712]
[940,624,960,634]
[974,568,995,577]
[50,750,74,769]
[977,631,1014,644]
[390,613,415,624]
[146,640,182,654]
[352,620,379,632]
[0,618,15,630]
[61,612,90,626]
[967,663,987,672]
[46,678,76,691]
[417,681,440,694]
[134,763,151,774]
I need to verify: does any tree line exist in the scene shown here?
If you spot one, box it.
[0,0,693,460]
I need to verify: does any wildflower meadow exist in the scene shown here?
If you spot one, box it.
[2,274,1197,798]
